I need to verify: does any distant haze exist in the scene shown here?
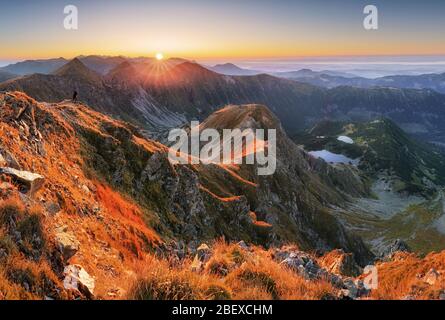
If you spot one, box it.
[0,60,18,68]
[200,56,445,78]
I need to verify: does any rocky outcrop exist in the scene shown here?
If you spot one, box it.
[54,226,80,261]
[319,249,362,277]
[273,247,370,299]
[0,167,45,195]
[380,239,411,259]
[63,265,95,299]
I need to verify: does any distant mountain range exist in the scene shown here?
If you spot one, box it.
[2,56,445,144]
[4,57,445,93]
[207,63,445,95]
[279,69,445,93]
[205,63,445,94]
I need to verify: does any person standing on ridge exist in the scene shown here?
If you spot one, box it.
[72,90,78,102]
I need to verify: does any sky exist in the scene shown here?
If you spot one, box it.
[1,0,445,61]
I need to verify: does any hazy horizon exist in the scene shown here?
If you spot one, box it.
[3,54,445,78]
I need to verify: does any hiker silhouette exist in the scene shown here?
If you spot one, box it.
[72,90,78,102]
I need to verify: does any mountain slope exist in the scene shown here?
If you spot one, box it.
[0,92,373,263]
[0,71,17,82]
[296,118,445,194]
[3,91,445,300]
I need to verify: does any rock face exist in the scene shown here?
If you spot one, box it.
[63,265,95,298]
[381,239,411,258]
[279,250,322,280]
[0,149,21,169]
[54,226,80,261]
[0,167,45,195]
[273,247,369,299]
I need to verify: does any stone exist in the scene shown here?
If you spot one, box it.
[342,278,358,299]
[237,240,249,250]
[63,264,95,298]
[0,150,20,169]
[280,250,322,280]
[196,243,211,262]
[46,202,61,215]
[81,185,90,194]
[0,167,45,195]
[54,226,80,260]
[424,268,440,285]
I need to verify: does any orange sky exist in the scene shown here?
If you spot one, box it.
[1,0,445,60]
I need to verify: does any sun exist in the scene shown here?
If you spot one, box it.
[155,52,164,61]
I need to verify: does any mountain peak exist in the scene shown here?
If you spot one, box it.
[201,104,282,133]
[53,58,102,82]
[158,61,220,82]
[214,63,241,69]
[209,63,260,76]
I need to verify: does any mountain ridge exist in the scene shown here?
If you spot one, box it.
[3,59,445,145]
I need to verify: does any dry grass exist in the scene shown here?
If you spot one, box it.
[0,197,65,300]
[127,255,230,300]
[127,240,337,300]
[369,252,445,300]
[95,183,160,246]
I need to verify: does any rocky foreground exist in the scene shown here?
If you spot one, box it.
[0,91,444,300]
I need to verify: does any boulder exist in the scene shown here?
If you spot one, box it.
[54,226,80,260]
[46,202,61,215]
[0,167,45,195]
[63,264,95,298]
